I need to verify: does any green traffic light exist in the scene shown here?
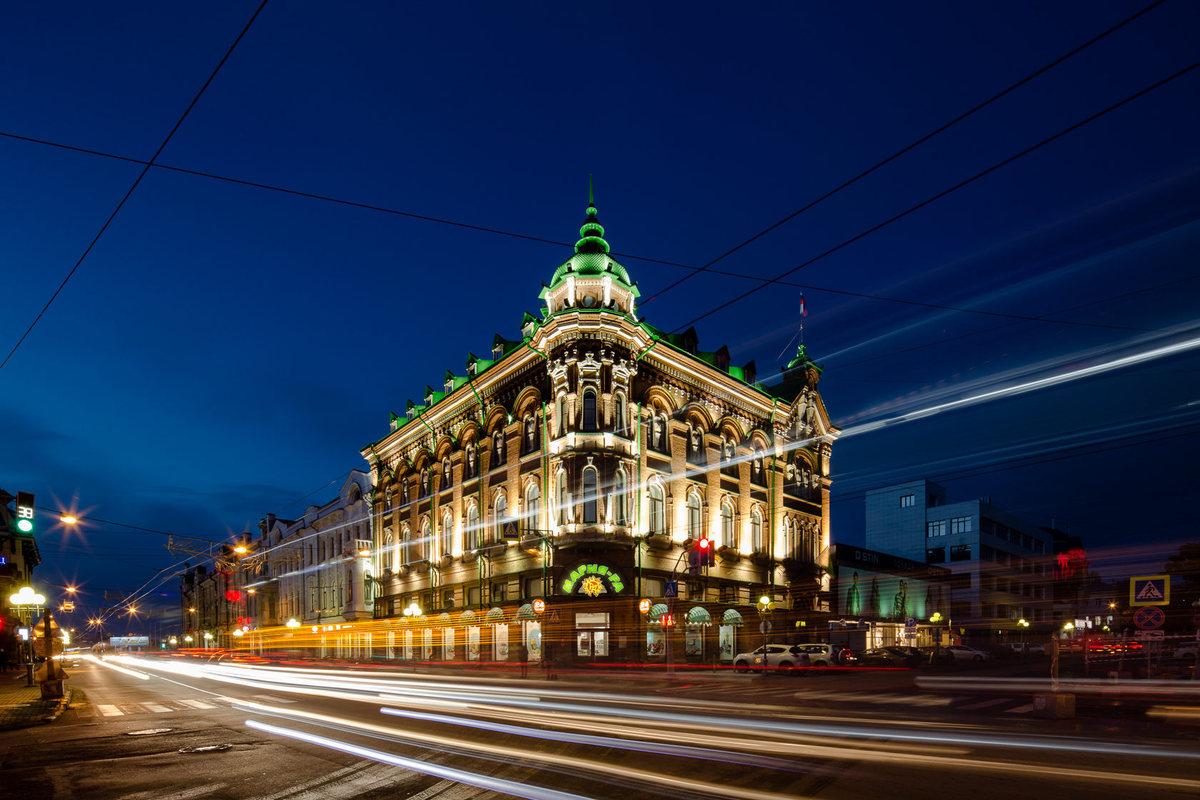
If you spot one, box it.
[16,519,33,533]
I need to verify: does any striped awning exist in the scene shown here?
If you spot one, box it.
[434,612,451,626]
[686,607,713,628]
[516,603,537,621]
[484,607,506,623]
[460,610,477,625]
[647,603,669,626]
[721,608,744,627]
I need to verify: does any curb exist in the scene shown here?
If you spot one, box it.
[0,687,73,733]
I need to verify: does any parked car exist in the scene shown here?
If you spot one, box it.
[945,645,993,662]
[1026,643,1046,656]
[1172,642,1199,661]
[732,644,812,673]
[918,646,955,665]
[793,643,852,667]
[856,647,921,668]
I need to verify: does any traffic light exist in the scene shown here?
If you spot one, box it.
[15,492,35,533]
[688,537,715,575]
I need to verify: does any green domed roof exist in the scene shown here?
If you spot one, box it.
[546,182,634,289]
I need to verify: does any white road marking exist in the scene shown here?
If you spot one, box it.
[254,694,297,704]
[1006,703,1036,714]
[97,704,124,716]
[144,703,173,713]
[179,699,216,709]
[960,698,1011,710]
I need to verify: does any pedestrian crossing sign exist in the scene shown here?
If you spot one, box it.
[1129,575,1169,607]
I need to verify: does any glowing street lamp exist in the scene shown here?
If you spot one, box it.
[60,515,78,525]
[286,619,300,629]
[402,602,422,618]
[9,587,46,686]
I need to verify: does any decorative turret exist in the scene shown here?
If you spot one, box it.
[540,178,639,316]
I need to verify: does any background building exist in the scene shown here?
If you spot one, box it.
[865,479,1054,642]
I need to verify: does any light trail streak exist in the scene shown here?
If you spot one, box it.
[84,654,149,680]
[379,705,815,772]
[916,676,1200,697]
[241,702,818,800]
[244,719,593,800]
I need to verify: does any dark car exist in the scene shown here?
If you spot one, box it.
[856,647,921,668]
[918,646,955,665]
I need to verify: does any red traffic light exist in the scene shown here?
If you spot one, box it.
[698,537,710,550]
[660,613,675,627]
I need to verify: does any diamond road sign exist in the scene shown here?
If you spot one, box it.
[664,581,678,599]
[1130,575,1169,607]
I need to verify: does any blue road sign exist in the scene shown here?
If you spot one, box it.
[664,581,678,599]
[904,617,917,628]
[1134,606,1164,630]
[1130,575,1169,606]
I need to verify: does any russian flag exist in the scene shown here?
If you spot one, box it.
[800,295,808,317]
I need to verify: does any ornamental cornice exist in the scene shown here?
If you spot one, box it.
[640,354,769,422]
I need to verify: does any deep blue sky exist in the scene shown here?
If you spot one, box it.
[2,1,1198,629]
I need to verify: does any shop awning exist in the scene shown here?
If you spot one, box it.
[460,610,476,625]
[516,603,537,621]
[484,607,506,623]
[434,612,451,626]
[686,607,713,628]
[647,603,669,626]
[721,608,744,627]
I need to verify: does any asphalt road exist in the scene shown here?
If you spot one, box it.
[1,654,1198,799]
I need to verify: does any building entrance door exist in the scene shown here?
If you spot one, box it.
[575,612,610,659]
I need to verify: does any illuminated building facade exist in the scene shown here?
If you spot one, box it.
[362,192,838,666]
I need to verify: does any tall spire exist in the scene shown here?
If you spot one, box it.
[576,175,609,255]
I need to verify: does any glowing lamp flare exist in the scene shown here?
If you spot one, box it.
[10,586,46,606]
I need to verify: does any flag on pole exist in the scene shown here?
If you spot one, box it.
[800,294,808,317]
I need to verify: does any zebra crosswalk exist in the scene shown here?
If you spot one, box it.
[78,694,299,718]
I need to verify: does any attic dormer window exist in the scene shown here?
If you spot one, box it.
[445,379,454,393]
[467,362,477,376]
[493,345,504,359]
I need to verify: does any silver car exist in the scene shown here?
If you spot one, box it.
[793,643,848,667]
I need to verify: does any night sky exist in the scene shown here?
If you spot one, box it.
[2,1,1197,631]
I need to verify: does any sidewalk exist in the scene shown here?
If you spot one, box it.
[0,671,72,732]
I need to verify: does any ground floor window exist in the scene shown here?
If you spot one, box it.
[467,626,481,660]
[685,627,704,658]
[442,627,455,660]
[719,625,736,662]
[524,621,542,662]
[422,629,434,660]
[403,629,413,660]
[386,631,395,659]
[493,623,509,661]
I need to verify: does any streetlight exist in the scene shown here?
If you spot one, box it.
[286,619,300,629]
[9,587,46,686]
[60,515,78,525]
[1018,618,1030,650]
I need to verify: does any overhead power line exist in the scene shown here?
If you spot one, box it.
[0,130,1163,335]
[640,0,1168,307]
[0,0,270,374]
[670,58,1200,333]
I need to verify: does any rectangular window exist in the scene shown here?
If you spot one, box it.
[981,518,995,535]
[720,585,736,603]
[950,517,972,535]
[523,576,541,598]
[926,547,946,564]
[467,587,481,606]
[926,520,947,537]
[645,577,665,597]
[980,603,994,619]
[491,582,507,603]
[950,544,971,562]
[443,589,455,608]
[900,494,915,508]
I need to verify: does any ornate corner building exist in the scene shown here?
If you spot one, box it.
[362,193,838,665]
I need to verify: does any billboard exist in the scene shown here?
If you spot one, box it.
[109,636,150,647]
[833,546,951,621]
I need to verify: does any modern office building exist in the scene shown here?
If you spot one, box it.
[865,479,1054,639]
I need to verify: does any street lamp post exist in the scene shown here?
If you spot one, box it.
[9,586,45,687]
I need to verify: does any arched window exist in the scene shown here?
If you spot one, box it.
[687,492,702,540]
[614,467,628,525]
[556,395,566,437]
[420,519,431,561]
[524,482,540,535]
[402,526,411,564]
[441,511,453,558]
[782,517,794,557]
[556,470,567,525]
[582,467,598,524]
[384,533,394,571]
[582,390,597,431]
[493,494,507,543]
[750,508,763,553]
[720,500,734,549]
[465,504,479,551]
[648,482,665,535]
[615,393,626,434]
